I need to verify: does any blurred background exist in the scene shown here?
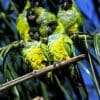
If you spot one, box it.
[0,0,100,100]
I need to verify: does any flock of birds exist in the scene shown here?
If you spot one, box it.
[16,0,88,98]
[17,0,82,71]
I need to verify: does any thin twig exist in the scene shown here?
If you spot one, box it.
[0,54,85,91]
[71,34,93,40]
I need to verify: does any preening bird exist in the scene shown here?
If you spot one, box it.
[21,41,49,70]
[48,34,73,62]
[17,0,57,41]
[16,0,42,42]
[42,18,73,61]
[17,9,40,42]
[57,0,82,34]
[33,7,57,37]
[21,41,53,78]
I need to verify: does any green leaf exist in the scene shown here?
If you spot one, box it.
[54,75,73,100]
[5,69,20,100]
[94,33,100,65]
[40,81,49,100]
[0,41,20,68]
[85,35,100,96]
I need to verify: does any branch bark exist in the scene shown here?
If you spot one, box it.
[0,54,85,91]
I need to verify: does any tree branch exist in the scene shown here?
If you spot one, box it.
[0,54,85,91]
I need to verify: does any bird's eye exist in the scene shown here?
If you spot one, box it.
[29,27,40,41]
[47,21,58,35]
[26,9,37,27]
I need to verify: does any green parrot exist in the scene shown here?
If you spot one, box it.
[22,41,48,69]
[17,2,57,41]
[21,41,52,77]
[57,0,82,33]
[30,7,57,37]
[16,0,42,42]
[24,5,57,40]
[43,19,73,59]
[48,33,88,98]
[48,34,73,62]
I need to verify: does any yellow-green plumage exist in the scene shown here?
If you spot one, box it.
[52,20,65,35]
[16,0,32,41]
[22,41,48,69]
[36,7,56,25]
[21,41,53,78]
[48,34,73,62]
[17,11,32,41]
[32,7,57,37]
[57,4,82,33]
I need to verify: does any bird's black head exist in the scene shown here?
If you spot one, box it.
[61,0,72,10]
[26,9,38,27]
[29,27,40,41]
[47,21,58,35]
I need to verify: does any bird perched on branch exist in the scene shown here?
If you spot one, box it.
[57,0,82,34]
[21,41,53,78]
[48,34,73,61]
[41,18,73,61]
[47,26,87,99]
[21,41,48,69]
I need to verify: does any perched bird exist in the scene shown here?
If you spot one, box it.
[57,0,82,34]
[17,0,41,42]
[17,1,57,41]
[21,41,52,78]
[44,18,73,60]
[48,34,73,62]
[48,33,87,99]
[30,7,57,37]
[21,41,48,69]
